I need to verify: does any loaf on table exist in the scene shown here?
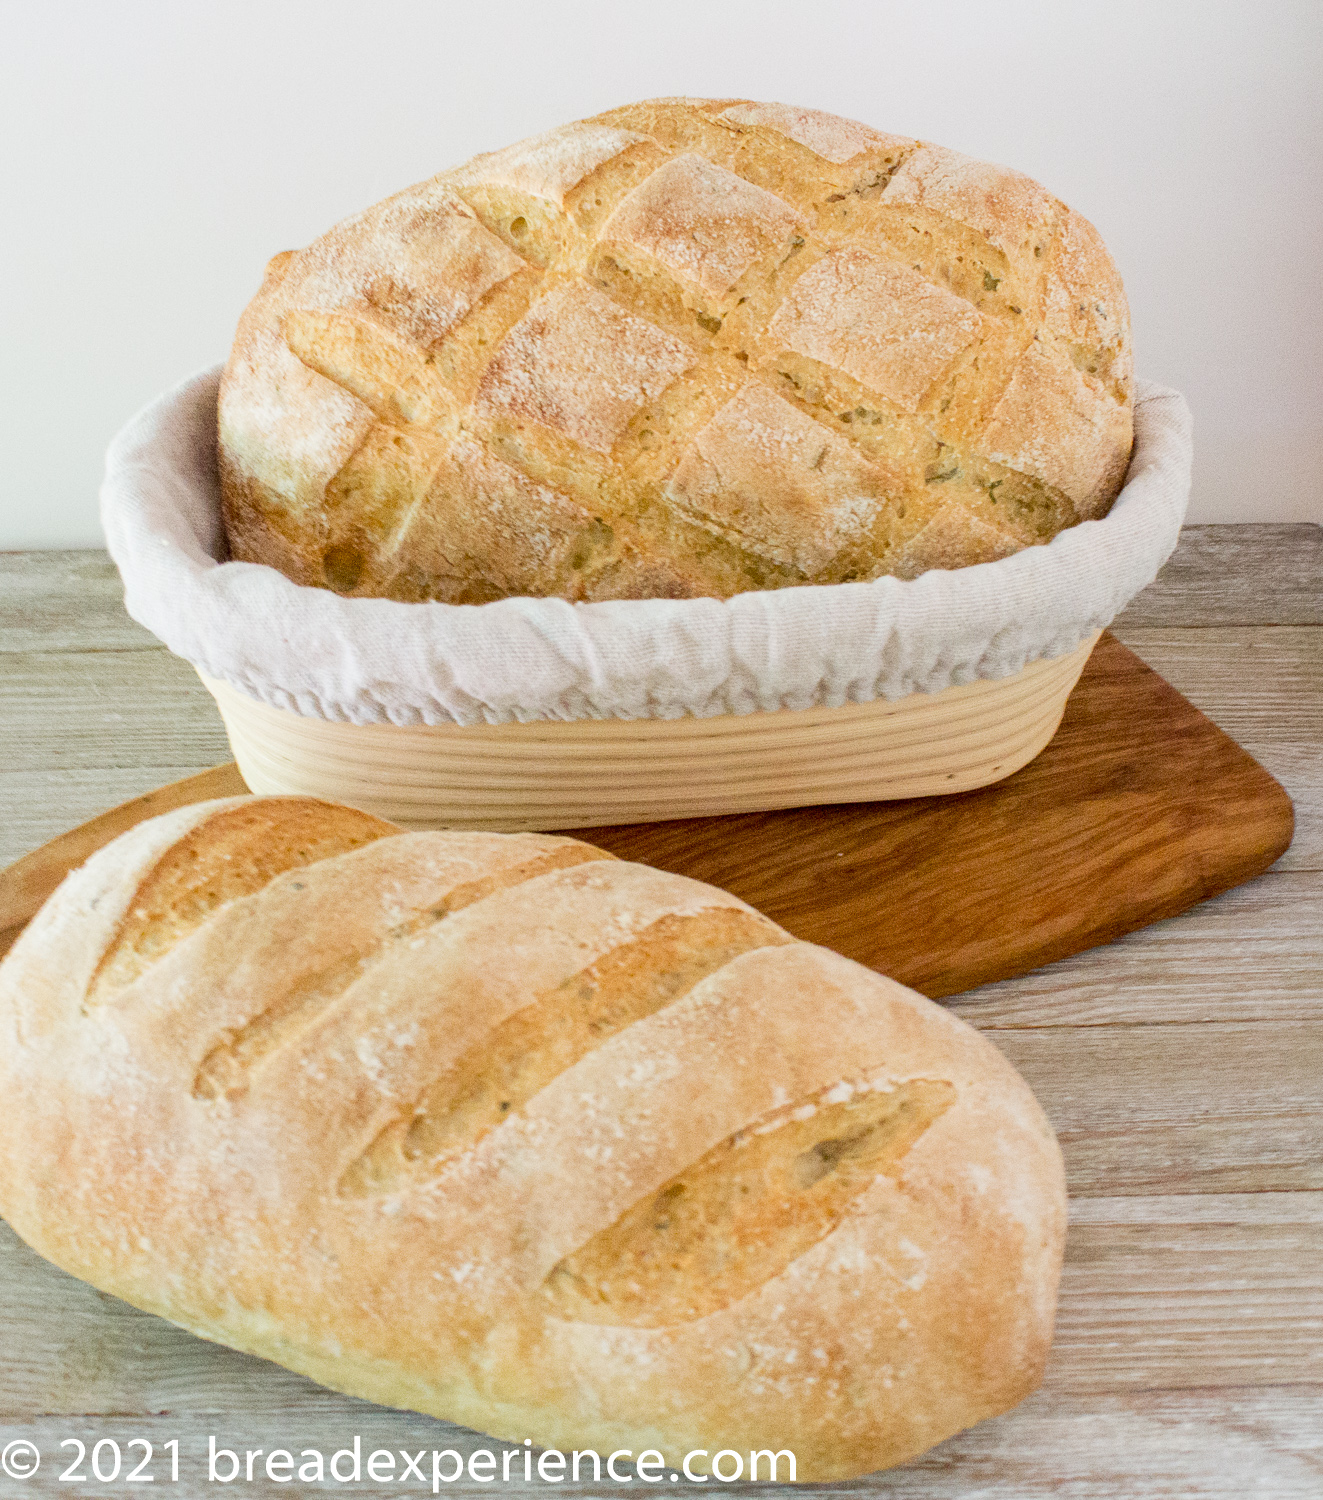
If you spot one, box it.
[220,97,1133,603]
[0,796,1066,1481]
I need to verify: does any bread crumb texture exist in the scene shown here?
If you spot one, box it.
[0,798,1066,1480]
[218,99,1133,602]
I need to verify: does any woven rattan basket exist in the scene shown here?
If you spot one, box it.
[199,630,1098,831]
[102,371,1191,834]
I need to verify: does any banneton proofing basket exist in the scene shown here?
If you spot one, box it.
[102,369,1191,832]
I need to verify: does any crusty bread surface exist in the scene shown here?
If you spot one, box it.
[0,796,1066,1480]
[219,98,1132,603]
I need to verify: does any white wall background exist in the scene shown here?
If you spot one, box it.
[2,0,1320,547]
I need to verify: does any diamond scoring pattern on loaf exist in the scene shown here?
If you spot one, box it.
[474,279,698,454]
[448,122,652,205]
[286,190,525,348]
[667,384,892,574]
[717,101,912,164]
[218,98,1134,602]
[766,247,984,413]
[598,153,808,298]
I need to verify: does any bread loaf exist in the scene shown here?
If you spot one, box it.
[0,796,1066,1480]
[219,97,1132,603]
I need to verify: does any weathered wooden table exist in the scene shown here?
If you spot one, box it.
[1,525,1319,1497]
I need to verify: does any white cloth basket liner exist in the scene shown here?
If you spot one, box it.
[101,367,1192,728]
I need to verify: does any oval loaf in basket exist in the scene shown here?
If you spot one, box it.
[219,96,1133,603]
[0,796,1066,1480]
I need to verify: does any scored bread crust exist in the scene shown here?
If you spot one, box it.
[0,797,1066,1481]
[219,97,1132,604]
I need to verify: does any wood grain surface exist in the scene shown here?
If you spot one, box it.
[0,524,1320,1497]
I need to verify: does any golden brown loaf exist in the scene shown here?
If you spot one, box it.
[219,98,1133,603]
[0,796,1066,1480]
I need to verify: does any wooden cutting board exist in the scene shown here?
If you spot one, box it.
[0,633,1294,995]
